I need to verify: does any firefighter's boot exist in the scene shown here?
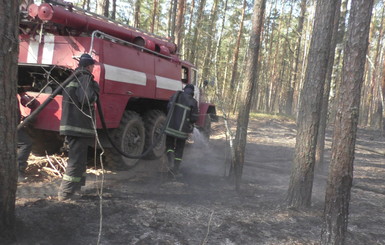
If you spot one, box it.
[167,150,174,170]
[172,159,181,175]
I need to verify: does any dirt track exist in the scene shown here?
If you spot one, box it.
[14,117,385,245]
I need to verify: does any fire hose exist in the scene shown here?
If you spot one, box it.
[17,72,181,160]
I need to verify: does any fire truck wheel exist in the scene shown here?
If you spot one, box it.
[104,111,145,169]
[143,110,166,159]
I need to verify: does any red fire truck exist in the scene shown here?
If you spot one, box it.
[18,1,216,168]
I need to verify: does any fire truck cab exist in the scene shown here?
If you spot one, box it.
[18,1,216,168]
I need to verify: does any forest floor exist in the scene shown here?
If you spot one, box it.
[12,116,385,245]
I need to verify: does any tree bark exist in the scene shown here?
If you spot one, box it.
[229,0,247,93]
[134,0,141,28]
[188,0,206,64]
[0,1,19,243]
[214,0,229,95]
[315,0,342,167]
[329,0,348,123]
[97,0,109,18]
[150,0,159,33]
[382,59,385,132]
[287,0,307,116]
[111,0,116,20]
[201,0,219,84]
[287,0,337,208]
[169,0,178,41]
[232,0,266,191]
[368,7,385,129]
[321,0,374,243]
[174,0,185,52]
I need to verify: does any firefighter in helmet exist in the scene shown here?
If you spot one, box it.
[58,53,99,201]
[165,84,199,176]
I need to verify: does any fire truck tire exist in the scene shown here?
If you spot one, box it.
[104,111,145,169]
[143,110,166,159]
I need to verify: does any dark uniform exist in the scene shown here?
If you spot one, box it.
[58,53,99,201]
[17,89,38,176]
[165,84,199,174]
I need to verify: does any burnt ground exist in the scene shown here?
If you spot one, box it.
[13,117,385,245]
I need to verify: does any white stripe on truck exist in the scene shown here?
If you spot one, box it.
[104,64,147,86]
[156,75,182,91]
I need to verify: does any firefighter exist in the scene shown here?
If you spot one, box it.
[165,84,199,176]
[17,87,38,179]
[58,53,99,201]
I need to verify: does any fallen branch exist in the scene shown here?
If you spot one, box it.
[53,156,67,172]
[45,154,63,177]
[42,166,61,176]
[201,211,214,245]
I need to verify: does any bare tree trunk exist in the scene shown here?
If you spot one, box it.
[229,0,247,93]
[321,1,374,243]
[0,1,19,243]
[315,0,342,167]
[111,0,116,20]
[169,0,178,41]
[97,0,109,17]
[280,2,294,115]
[287,0,337,208]
[201,0,219,84]
[369,7,385,129]
[184,0,195,59]
[329,0,348,122]
[174,0,186,54]
[382,59,385,132]
[150,0,159,33]
[288,0,307,116]
[134,0,141,29]
[232,0,266,191]
[188,0,206,64]
[268,3,285,113]
[215,0,229,94]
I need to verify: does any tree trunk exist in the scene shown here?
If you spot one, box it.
[150,0,159,33]
[229,0,247,93]
[382,59,385,132]
[0,1,19,243]
[214,0,229,94]
[201,0,219,84]
[287,0,337,208]
[369,7,385,129]
[169,0,178,42]
[97,0,109,18]
[134,0,141,29]
[287,0,307,116]
[280,2,294,115]
[232,0,266,191]
[321,0,374,243]
[329,0,348,123]
[188,0,206,64]
[111,0,116,20]
[184,0,195,59]
[174,0,185,52]
[315,0,342,167]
